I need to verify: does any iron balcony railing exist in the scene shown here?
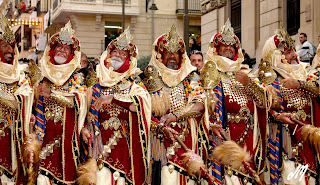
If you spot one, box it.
[176,0,201,14]
[103,0,130,4]
[54,0,131,6]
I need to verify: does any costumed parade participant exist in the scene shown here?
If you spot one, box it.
[0,14,34,185]
[203,19,267,185]
[258,25,319,185]
[144,24,212,185]
[82,27,151,185]
[33,21,87,184]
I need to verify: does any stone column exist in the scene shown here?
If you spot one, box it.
[241,0,257,58]
[312,0,320,45]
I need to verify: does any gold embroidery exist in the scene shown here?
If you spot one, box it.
[50,93,74,108]
[101,117,125,130]
[168,84,187,113]
[223,77,249,107]
[39,137,62,160]
[100,87,130,117]
[102,130,122,157]
[281,85,311,110]
[44,97,64,124]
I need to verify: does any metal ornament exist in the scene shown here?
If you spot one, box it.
[275,23,295,50]
[0,14,15,44]
[201,61,221,89]
[116,27,133,50]
[164,24,181,53]
[219,18,237,46]
[59,21,75,45]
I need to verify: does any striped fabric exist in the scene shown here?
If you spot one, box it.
[89,83,101,134]
[210,81,224,185]
[35,80,45,141]
[214,81,224,125]
[88,83,102,155]
[269,78,284,185]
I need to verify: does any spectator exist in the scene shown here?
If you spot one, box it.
[20,2,26,13]
[195,35,201,51]
[242,49,256,68]
[189,50,204,72]
[297,33,316,64]
[80,52,88,68]
[189,34,195,53]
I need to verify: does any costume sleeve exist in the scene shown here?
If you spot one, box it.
[128,82,152,184]
[69,79,87,134]
[129,82,151,128]
[15,73,34,136]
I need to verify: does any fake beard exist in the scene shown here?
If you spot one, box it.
[54,56,67,64]
[110,57,125,70]
[166,63,179,70]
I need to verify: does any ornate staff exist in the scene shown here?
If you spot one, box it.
[165,128,215,184]
[292,119,320,154]
[77,133,97,185]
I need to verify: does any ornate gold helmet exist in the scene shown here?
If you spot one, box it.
[210,19,240,50]
[0,14,15,44]
[49,21,80,51]
[153,24,185,66]
[105,27,137,59]
[273,24,295,52]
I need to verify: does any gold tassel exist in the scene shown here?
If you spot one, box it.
[301,124,320,154]
[210,141,251,173]
[22,133,41,185]
[77,158,97,185]
[182,151,205,176]
[151,90,170,117]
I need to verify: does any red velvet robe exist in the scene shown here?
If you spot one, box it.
[38,80,81,184]
[280,86,319,178]
[96,84,149,185]
[220,79,267,183]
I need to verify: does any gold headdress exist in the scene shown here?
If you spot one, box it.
[163,24,183,53]
[218,18,237,46]
[59,21,75,45]
[115,27,133,50]
[0,14,15,43]
[50,21,80,51]
[274,23,295,51]
[105,27,137,58]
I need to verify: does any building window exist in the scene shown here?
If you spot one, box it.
[231,0,241,41]
[105,22,122,49]
[287,0,300,35]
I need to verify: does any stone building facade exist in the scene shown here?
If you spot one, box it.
[46,0,201,58]
[201,0,320,70]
